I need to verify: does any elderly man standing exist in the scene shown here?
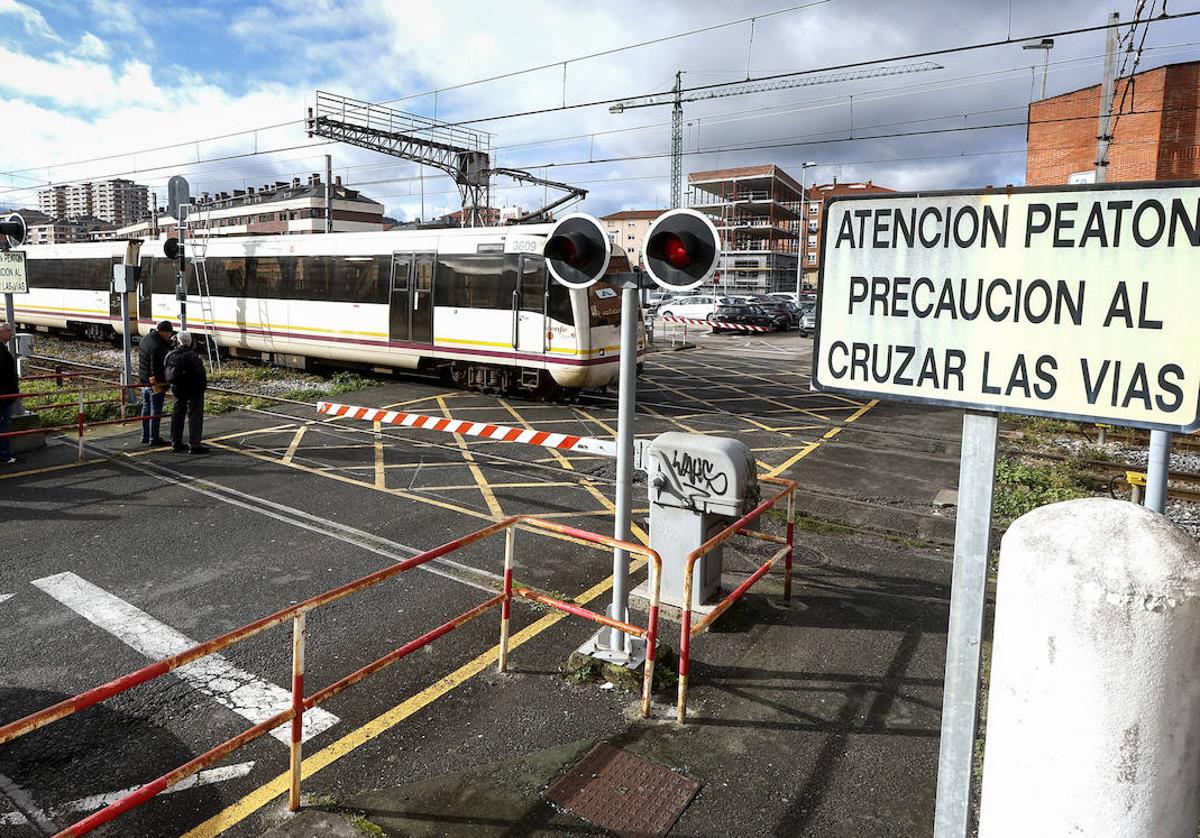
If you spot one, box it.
[0,322,17,465]
[138,320,175,446]
[164,331,209,454]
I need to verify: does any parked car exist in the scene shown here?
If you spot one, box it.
[710,303,788,333]
[656,294,731,321]
[798,303,817,337]
[750,296,799,329]
[645,291,674,312]
[768,291,800,303]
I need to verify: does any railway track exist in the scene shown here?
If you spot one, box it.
[1021,449,1200,504]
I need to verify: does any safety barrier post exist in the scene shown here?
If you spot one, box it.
[640,560,660,718]
[289,612,306,812]
[676,566,694,725]
[498,528,515,673]
[76,380,85,462]
[55,364,63,388]
[784,489,795,603]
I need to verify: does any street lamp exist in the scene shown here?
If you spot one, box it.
[796,161,817,296]
[1023,38,1055,101]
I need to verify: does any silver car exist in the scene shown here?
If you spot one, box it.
[798,304,817,337]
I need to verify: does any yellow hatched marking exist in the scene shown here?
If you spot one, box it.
[373,420,386,488]
[501,398,573,471]
[571,407,617,438]
[437,396,502,519]
[281,425,308,465]
[0,459,104,480]
[578,479,650,546]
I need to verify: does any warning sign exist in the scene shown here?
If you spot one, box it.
[0,251,26,294]
[812,182,1200,432]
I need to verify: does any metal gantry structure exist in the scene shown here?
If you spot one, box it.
[610,61,945,209]
[306,91,585,226]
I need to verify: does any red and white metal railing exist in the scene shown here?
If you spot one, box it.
[676,476,797,724]
[0,515,661,837]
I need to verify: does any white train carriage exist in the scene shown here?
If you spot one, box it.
[13,225,637,395]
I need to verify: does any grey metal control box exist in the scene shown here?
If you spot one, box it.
[645,432,759,609]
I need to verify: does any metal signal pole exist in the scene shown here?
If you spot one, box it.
[325,154,334,233]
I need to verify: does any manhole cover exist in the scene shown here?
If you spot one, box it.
[545,742,700,837]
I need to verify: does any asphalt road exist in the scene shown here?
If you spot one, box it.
[0,344,953,837]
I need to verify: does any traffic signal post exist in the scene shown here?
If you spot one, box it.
[544,210,722,668]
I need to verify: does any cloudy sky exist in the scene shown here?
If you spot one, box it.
[1,0,1198,221]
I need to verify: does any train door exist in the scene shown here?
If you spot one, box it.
[411,253,435,344]
[513,254,547,355]
[137,258,155,331]
[388,253,412,342]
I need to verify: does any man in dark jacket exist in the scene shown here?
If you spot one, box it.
[137,320,174,445]
[164,331,209,454]
[0,322,17,465]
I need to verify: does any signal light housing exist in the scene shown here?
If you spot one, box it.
[642,209,721,291]
[544,213,611,289]
[163,237,184,260]
[0,213,27,249]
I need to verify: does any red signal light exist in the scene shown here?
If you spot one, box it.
[662,233,691,269]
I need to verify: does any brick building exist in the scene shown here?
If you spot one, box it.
[1026,60,1200,185]
[801,180,895,287]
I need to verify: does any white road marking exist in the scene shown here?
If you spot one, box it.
[0,594,11,606]
[30,572,337,746]
[0,772,56,833]
[0,762,255,827]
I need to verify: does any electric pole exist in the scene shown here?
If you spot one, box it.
[671,71,683,209]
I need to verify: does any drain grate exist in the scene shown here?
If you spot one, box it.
[545,742,700,837]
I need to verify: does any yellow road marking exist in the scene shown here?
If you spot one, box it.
[761,442,821,479]
[437,396,502,519]
[182,556,646,838]
[0,459,103,480]
[501,398,573,471]
[578,480,650,545]
[372,421,386,489]
[846,399,879,423]
[571,407,616,438]
[281,426,308,466]
[412,481,579,492]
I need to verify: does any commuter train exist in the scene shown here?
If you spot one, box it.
[11,225,636,396]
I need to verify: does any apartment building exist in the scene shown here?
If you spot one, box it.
[601,209,662,267]
[38,179,149,227]
[801,180,895,288]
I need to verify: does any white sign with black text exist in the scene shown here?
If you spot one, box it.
[813,183,1200,432]
[0,250,27,294]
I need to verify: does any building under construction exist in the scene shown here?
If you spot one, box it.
[687,165,803,294]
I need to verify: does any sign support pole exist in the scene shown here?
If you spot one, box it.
[933,410,998,838]
[3,293,12,326]
[1145,431,1171,513]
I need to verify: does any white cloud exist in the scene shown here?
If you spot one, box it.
[76,31,110,60]
[0,0,62,42]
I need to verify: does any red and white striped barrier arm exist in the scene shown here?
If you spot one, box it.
[317,401,624,459]
[658,315,771,333]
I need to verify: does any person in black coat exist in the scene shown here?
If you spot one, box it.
[164,331,209,454]
[137,320,175,445]
[0,322,17,464]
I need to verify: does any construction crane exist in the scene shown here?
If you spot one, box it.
[306,90,586,226]
[609,61,944,208]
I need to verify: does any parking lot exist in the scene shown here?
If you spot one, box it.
[0,346,963,837]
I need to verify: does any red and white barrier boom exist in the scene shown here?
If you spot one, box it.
[658,315,770,333]
[316,401,648,463]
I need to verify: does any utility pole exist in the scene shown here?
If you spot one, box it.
[324,154,334,233]
[671,71,684,209]
[795,161,816,296]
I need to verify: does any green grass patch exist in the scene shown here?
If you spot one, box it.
[1001,413,1079,446]
[348,815,385,838]
[993,455,1093,520]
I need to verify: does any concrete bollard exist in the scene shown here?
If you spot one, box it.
[978,498,1200,838]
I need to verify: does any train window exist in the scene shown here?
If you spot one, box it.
[334,256,385,304]
[293,255,329,299]
[437,254,507,309]
[588,280,622,327]
[519,256,546,314]
[547,281,573,325]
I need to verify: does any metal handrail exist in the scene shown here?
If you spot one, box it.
[676,476,797,724]
[0,515,661,837]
